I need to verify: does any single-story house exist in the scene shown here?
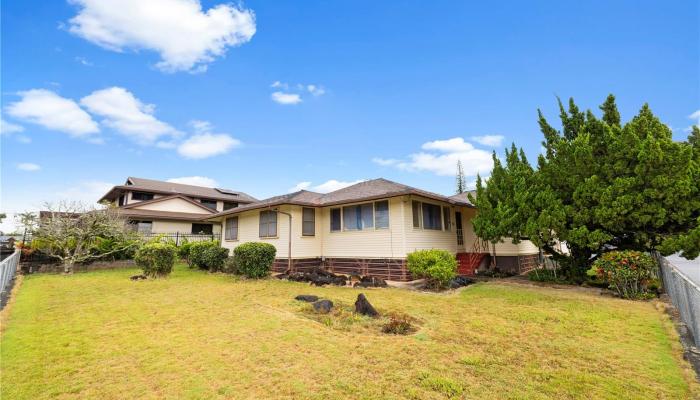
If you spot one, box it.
[203,178,539,280]
[98,177,257,236]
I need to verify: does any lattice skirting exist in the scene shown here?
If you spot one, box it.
[272,257,412,281]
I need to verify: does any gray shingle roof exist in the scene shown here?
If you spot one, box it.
[448,190,477,206]
[205,178,474,220]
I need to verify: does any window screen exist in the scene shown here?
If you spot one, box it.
[302,208,315,236]
[330,208,341,231]
[443,207,451,231]
[422,203,442,230]
[374,201,389,229]
[259,211,277,237]
[225,217,238,240]
[192,223,213,235]
[342,203,374,230]
[412,201,421,228]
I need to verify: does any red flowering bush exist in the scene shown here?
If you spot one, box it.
[592,250,658,299]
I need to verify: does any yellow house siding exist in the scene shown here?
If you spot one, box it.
[403,195,460,255]
[319,197,405,258]
[151,220,221,234]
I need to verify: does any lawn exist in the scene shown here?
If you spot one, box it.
[1,265,697,399]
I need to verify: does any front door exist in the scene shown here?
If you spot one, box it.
[455,211,463,246]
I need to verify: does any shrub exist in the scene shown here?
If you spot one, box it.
[202,246,229,272]
[382,313,416,335]
[188,241,221,270]
[177,241,194,265]
[406,249,457,289]
[233,242,276,278]
[134,242,176,278]
[223,256,238,274]
[592,250,658,299]
[527,268,568,284]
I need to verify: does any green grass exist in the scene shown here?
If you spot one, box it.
[1,264,697,399]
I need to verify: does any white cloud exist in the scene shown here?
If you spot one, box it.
[288,181,312,192]
[1,118,24,135]
[270,81,288,89]
[16,163,41,171]
[15,135,32,144]
[271,91,302,105]
[67,0,256,73]
[470,135,504,147]
[374,137,494,177]
[5,89,99,137]
[75,56,93,66]
[167,176,218,187]
[306,84,325,96]
[57,180,115,202]
[177,132,240,159]
[80,87,180,145]
[689,110,700,122]
[371,157,399,166]
[422,137,473,152]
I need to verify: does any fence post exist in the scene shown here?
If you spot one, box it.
[175,232,179,247]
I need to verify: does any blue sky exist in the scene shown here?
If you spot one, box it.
[1,0,698,232]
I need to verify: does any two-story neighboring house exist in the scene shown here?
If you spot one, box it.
[98,177,257,236]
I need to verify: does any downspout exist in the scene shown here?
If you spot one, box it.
[273,207,293,273]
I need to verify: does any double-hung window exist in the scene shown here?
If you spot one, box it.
[330,208,341,232]
[343,203,374,230]
[259,211,277,238]
[412,200,444,230]
[443,206,451,231]
[374,201,389,229]
[200,199,217,210]
[225,217,238,240]
[302,208,315,236]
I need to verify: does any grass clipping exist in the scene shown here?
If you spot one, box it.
[295,300,419,335]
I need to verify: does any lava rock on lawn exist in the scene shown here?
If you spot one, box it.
[279,267,348,287]
[295,295,319,302]
[353,276,388,288]
[354,293,379,317]
[130,274,147,281]
[312,299,334,314]
[449,276,475,289]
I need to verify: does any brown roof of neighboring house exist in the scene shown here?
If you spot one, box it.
[121,194,217,213]
[98,177,258,203]
[204,178,474,220]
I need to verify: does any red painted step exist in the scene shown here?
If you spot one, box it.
[456,252,488,276]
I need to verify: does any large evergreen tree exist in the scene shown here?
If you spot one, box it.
[471,95,699,278]
[455,160,467,194]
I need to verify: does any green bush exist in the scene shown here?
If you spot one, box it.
[202,246,229,272]
[134,242,176,278]
[188,241,222,270]
[223,256,238,274]
[406,249,457,289]
[592,250,658,299]
[382,313,417,335]
[177,241,194,265]
[233,242,276,278]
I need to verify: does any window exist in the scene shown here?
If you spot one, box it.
[443,207,451,231]
[132,192,154,201]
[330,208,341,232]
[422,203,443,230]
[136,221,152,234]
[302,208,315,236]
[259,211,277,237]
[223,202,238,211]
[118,195,125,206]
[374,201,389,229]
[343,203,374,230]
[412,201,421,228]
[200,199,217,210]
[192,223,213,235]
[225,217,238,240]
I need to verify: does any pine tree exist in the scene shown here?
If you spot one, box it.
[455,160,466,194]
[471,95,700,278]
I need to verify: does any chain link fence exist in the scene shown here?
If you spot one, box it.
[658,254,700,347]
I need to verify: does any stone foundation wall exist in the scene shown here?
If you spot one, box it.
[22,259,136,274]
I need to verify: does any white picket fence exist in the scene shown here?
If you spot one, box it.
[0,250,20,308]
[658,254,700,347]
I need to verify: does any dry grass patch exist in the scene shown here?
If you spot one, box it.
[1,264,697,399]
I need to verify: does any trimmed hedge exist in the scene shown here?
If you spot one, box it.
[134,242,177,278]
[407,249,457,289]
[188,241,227,271]
[233,242,276,278]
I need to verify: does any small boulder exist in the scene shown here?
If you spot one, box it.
[354,276,388,288]
[448,276,475,289]
[354,293,379,317]
[295,295,319,302]
[130,274,147,281]
[312,299,334,314]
